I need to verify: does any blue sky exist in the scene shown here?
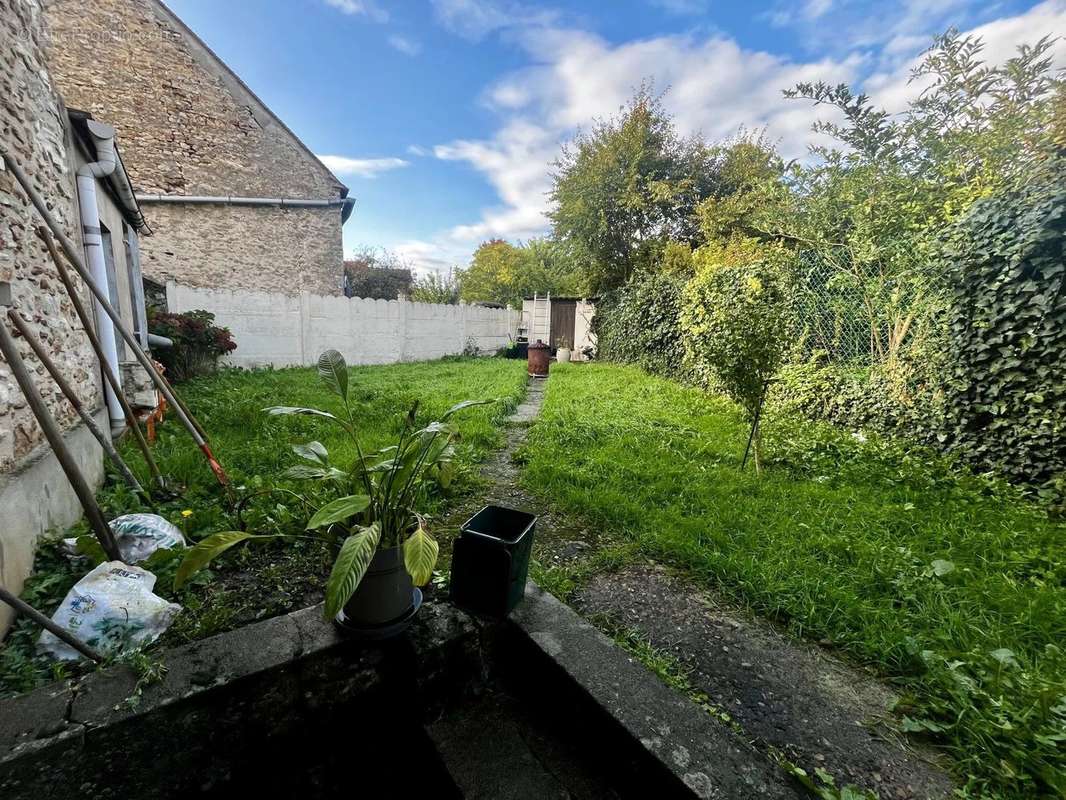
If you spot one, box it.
[165,0,1065,272]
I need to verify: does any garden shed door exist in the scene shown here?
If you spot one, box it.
[550,300,577,349]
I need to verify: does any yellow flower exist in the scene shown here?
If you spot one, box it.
[181,509,193,518]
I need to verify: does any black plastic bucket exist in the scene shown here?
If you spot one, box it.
[450,505,536,618]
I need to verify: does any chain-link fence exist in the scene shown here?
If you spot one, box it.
[792,252,944,366]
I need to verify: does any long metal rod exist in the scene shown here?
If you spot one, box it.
[0,151,229,486]
[0,319,121,561]
[7,307,152,506]
[43,228,167,491]
[0,586,104,663]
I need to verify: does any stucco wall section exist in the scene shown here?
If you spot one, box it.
[43,0,347,294]
[1,0,105,634]
[142,203,344,295]
[167,283,520,368]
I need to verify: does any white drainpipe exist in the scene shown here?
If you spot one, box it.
[76,120,124,426]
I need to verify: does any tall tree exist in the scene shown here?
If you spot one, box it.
[549,87,720,293]
[343,246,412,300]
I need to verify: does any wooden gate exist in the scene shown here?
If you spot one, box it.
[550,300,577,349]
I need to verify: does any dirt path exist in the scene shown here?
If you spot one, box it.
[457,375,954,799]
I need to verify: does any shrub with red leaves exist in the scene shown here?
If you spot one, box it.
[148,309,237,382]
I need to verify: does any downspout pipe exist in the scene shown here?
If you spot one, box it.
[76,119,124,426]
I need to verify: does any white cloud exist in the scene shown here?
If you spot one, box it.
[392,238,471,275]
[407,144,430,157]
[420,0,1066,267]
[429,0,559,40]
[317,155,410,178]
[864,0,1066,113]
[647,0,712,14]
[388,34,422,56]
[323,0,388,22]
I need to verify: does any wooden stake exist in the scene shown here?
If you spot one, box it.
[42,227,167,491]
[7,307,152,505]
[0,318,121,561]
[0,585,104,663]
[0,150,228,486]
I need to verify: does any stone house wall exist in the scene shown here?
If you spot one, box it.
[44,0,349,296]
[0,0,107,633]
[141,203,344,295]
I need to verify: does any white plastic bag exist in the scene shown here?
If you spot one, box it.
[38,561,182,661]
[64,513,186,564]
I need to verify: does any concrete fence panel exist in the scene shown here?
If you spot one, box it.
[166,283,519,368]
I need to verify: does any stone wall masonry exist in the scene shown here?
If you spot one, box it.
[166,282,521,368]
[1,0,106,634]
[139,202,344,296]
[43,0,348,295]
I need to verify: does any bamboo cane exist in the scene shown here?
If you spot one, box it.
[7,307,152,506]
[42,229,167,492]
[0,151,229,486]
[0,585,104,663]
[0,319,121,561]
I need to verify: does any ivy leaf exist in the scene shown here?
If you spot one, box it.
[324,523,381,619]
[306,494,371,530]
[403,524,439,586]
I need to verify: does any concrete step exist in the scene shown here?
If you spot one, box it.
[508,583,803,799]
[427,690,620,799]
[574,567,954,800]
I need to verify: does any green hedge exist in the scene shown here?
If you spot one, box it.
[593,270,689,379]
[940,162,1066,505]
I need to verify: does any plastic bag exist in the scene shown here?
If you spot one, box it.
[38,561,182,661]
[64,513,186,564]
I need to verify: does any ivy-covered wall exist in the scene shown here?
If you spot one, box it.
[941,162,1066,504]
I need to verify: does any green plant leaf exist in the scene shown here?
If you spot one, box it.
[317,349,349,400]
[263,406,346,427]
[403,525,439,586]
[292,440,329,465]
[931,559,955,577]
[306,494,371,530]
[441,399,494,419]
[281,464,347,482]
[325,522,381,619]
[74,534,108,565]
[175,531,262,589]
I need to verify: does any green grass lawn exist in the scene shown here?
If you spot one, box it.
[521,363,1066,799]
[0,357,527,696]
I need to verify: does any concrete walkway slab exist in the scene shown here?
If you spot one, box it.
[574,567,954,800]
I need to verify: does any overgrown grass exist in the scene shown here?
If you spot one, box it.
[520,363,1066,799]
[0,357,527,697]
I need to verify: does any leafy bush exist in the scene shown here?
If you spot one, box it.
[594,270,689,379]
[772,350,946,448]
[940,161,1066,508]
[149,309,236,382]
[680,259,794,464]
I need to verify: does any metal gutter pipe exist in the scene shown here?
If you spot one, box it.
[76,119,124,426]
[135,193,356,222]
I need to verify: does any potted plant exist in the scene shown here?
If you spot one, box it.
[174,349,490,631]
[556,337,572,363]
